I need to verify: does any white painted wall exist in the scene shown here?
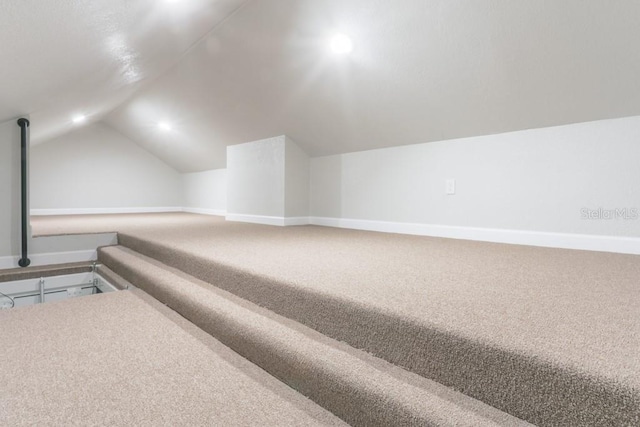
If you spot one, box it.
[0,119,22,257]
[226,135,310,224]
[182,169,227,215]
[227,136,287,218]
[310,116,640,239]
[284,136,310,218]
[30,123,182,211]
[0,118,122,267]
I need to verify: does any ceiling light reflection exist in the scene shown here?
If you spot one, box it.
[330,34,353,54]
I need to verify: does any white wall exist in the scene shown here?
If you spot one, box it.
[30,123,182,211]
[0,117,122,268]
[0,119,22,257]
[284,136,310,218]
[226,135,310,224]
[227,136,287,218]
[310,116,640,239]
[182,169,227,214]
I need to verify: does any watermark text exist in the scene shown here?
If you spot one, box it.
[580,207,638,220]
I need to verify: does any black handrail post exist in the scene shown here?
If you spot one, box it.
[17,118,30,268]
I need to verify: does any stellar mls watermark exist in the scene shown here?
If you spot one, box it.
[581,207,639,220]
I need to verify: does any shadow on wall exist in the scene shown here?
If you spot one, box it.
[310,154,343,219]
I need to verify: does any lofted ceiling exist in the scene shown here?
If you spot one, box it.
[0,0,246,143]
[4,1,640,172]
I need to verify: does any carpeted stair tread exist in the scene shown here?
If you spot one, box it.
[99,245,530,427]
[0,289,347,426]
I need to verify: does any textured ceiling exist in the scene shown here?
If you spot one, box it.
[5,1,640,172]
[0,0,246,144]
[104,0,640,172]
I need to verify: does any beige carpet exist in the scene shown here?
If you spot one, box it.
[99,245,530,427]
[32,213,640,425]
[0,289,346,426]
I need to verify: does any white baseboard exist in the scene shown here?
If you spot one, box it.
[283,216,311,226]
[0,249,97,270]
[309,217,640,255]
[31,207,183,216]
[182,207,226,216]
[226,214,310,227]
[31,207,227,217]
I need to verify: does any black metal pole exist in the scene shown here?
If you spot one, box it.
[17,118,30,268]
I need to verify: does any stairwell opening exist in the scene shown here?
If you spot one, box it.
[0,264,120,310]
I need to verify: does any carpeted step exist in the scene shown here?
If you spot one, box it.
[0,288,347,426]
[114,229,640,427]
[99,245,530,427]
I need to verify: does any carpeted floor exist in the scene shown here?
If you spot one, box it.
[0,289,346,426]
[99,245,530,427]
[31,213,640,425]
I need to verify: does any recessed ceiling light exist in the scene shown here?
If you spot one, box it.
[72,115,86,124]
[330,34,353,54]
[158,122,172,132]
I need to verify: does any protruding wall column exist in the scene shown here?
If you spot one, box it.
[226,135,309,226]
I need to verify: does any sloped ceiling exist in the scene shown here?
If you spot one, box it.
[4,1,640,173]
[0,0,246,143]
[104,0,640,172]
